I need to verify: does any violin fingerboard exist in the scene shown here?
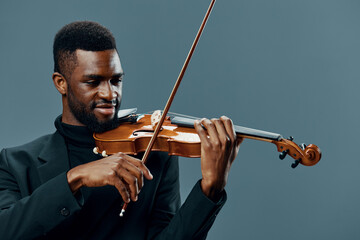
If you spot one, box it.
[171,116,282,141]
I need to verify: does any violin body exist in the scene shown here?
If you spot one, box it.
[94,114,202,158]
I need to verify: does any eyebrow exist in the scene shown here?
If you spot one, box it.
[84,73,124,80]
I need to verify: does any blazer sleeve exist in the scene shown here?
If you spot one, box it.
[147,156,227,240]
[0,149,82,240]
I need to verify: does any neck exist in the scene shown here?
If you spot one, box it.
[55,115,94,147]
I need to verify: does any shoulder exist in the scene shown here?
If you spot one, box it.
[0,132,58,166]
[3,133,54,154]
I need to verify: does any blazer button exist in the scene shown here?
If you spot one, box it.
[60,207,70,216]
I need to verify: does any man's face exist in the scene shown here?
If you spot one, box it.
[66,49,123,132]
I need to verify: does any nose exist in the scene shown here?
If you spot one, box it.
[98,81,117,101]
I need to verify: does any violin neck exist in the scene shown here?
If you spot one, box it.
[171,116,282,142]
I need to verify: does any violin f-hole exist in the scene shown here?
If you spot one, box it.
[132,129,163,136]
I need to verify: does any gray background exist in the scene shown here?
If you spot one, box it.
[0,0,359,239]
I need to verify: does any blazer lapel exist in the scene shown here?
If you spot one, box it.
[37,131,70,183]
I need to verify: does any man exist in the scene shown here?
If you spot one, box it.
[0,21,241,239]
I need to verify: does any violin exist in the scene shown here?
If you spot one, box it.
[93,109,321,169]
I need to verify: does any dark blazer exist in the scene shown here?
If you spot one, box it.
[0,131,226,240]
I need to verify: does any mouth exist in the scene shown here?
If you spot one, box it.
[94,103,116,117]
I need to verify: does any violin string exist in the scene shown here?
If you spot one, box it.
[167,111,200,120]
[145,110,200,120]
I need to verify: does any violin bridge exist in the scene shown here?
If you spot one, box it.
[151,110,162,128]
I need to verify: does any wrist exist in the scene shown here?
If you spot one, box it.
[200,179,224,202]
[67,167,83,194]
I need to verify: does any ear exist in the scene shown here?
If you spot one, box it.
[52,72,68,95]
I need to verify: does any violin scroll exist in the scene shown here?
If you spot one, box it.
[302,144,322,166]
[274,137,321,168]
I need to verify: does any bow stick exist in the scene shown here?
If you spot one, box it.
[120,0,217,217]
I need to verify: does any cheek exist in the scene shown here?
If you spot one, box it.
[115,85,123,99]
[74,93,90,105]
[70,88,95,108]
[77,85,97,100]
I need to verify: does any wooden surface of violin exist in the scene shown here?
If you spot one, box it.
[94,114,202,158]
[93,112,322,168]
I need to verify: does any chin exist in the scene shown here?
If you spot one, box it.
[97,116,115,124]
[95,112,116,122]
[89,115,120,133]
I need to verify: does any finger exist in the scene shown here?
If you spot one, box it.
[194,119,210,146]
[220,116,236,144]
[220,116,243,146]
[115,155,144,190]
[201,118,221,148]
[119,153,153,180]
[116,168,139,202]
[126,165,144,190]
[113,177,131,203]
[211,118,231,148]
[236,137,244,148]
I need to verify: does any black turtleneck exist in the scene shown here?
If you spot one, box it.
[54,115,101,169]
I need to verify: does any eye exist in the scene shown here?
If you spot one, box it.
[111,78,122,85]
[86,80,100,86]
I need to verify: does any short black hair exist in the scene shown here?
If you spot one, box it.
[53,21,117,79]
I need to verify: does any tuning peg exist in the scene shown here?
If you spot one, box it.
[101,150,108,157]
[299,143,307,150]
[93,147,99,155]
[291,158,301,169]
[279,150,289,160]
[288,136,294,141]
